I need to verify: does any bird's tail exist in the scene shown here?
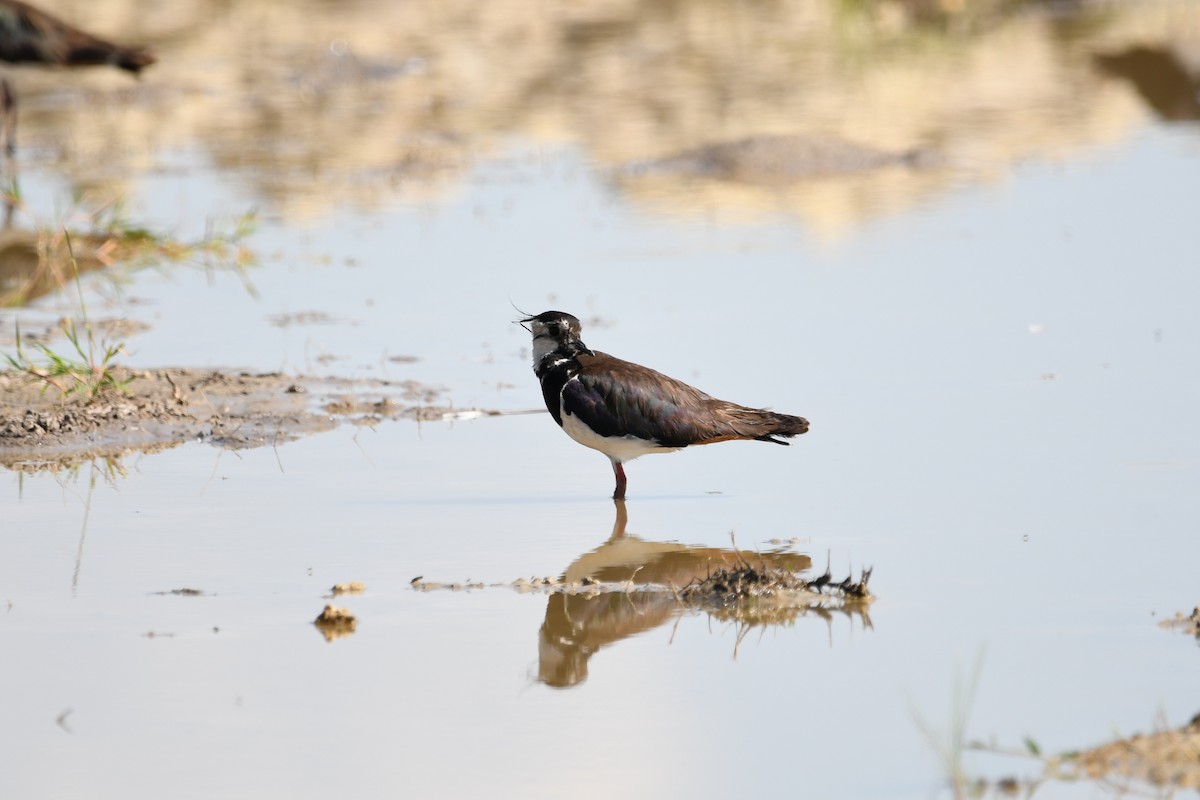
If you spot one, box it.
[112,47,156,73]
[701,403,809,445]
[61,42,156,73]
[750,410,809,444]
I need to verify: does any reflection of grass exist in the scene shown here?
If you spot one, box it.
[5,235,129,399]
[92,200,259,295]
[14,455,127,502]
[912,650,986,799]
[1,198,258,308]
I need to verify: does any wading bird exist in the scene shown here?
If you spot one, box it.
[0,0,155,154]
[521,310,809,499]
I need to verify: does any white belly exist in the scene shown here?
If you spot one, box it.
[561,410,678,463]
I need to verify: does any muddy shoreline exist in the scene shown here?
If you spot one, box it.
[0,368,503,470]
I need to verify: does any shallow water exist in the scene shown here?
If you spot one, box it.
[4,1,1200,797]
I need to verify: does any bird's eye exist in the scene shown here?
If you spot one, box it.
[547,323,561,337]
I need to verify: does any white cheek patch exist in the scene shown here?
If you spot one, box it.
[531,335,559,366]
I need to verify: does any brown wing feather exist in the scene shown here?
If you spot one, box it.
[572,352,808,448]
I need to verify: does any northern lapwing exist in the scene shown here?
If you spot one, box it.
[520,310,809,499]
[0,0,156,155]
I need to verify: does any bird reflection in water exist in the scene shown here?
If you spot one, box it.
[1093,45,1200,122]
[0,0,156,156]
[538,501,871,689]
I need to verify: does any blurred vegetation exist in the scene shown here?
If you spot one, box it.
[15,0,1199,234]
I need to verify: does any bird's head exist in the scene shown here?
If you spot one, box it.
[518,310,587,363]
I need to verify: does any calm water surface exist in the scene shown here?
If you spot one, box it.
[3,1,1200,797]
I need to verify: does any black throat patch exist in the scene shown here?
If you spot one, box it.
[534,340,590,426]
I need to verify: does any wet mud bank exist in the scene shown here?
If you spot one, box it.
[0,368,485,470]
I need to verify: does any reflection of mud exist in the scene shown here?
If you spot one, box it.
[611,134,948,230]
[982,712,1200,795]
[322,377,443,414]
[313,604,358,642]
[0,368,505,471]
[412,502,874,689]
[265,310,352,328]
[1160,606,1200,640]
[624,134,939,184]
[1065,713,1200,791]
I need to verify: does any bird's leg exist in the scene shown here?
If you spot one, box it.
[610,498,628,540]
[1,78,15,159]
[610,459,627,501]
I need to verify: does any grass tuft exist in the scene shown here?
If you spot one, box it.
[2,196,258,399]
[4,233,130,400]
